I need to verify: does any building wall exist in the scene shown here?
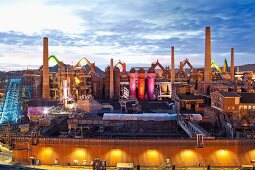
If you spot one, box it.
[180,100,204,112]
[211,92,224,111]
[239,103,255,115]
[211,92,239,113]
[223,98,239,113]
[13,138,255,167]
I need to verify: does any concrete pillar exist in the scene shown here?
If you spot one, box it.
[171,46,175,83]
[204,26,212,82]
[230,48,235,81]
[109,58,114,99]
[42,37,50,99]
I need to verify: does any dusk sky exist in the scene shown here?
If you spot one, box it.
[0,0,254,71]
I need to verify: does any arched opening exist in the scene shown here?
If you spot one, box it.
[39,55,62,71]
[114,60,127,74]
[75,57,95,74]
[48,55,62,68]
[176,58,193,80]
[151,60,166,78]
[211,60,222,80]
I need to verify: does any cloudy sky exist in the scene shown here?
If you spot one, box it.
[0,0,254,71]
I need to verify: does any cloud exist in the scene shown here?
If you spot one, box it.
[0,0,254,71]
[0,63,40,71]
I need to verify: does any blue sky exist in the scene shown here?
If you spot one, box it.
[0,0,254,71]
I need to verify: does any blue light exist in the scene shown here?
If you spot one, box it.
[0,78,23,124]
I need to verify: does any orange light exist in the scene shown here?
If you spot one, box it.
[111,149,122,157]
[215,149,228,157]
[146,149,160,166]
[180,149,194,158]
[109,149,122,163]
[42,147,54,155]
[147,149,158,158]
[75,77,80,85]
[75,148,86,157]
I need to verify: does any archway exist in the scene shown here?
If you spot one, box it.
[39,55,63,71]
[180,58,193,72]
[151,60,166,72]
[75,57,95,74]
[176,58,193,79]
[211,60,222,73]
[115,60,127,73]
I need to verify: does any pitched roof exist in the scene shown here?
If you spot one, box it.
[238,93,255,103]
[218,91,240,97]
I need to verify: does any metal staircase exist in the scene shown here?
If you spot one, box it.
[177,116,194,138]
[177,115,212,138]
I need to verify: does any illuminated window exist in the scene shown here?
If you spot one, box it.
[248,105,251,109]
[244,105,247,109]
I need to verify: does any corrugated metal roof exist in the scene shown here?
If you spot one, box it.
[103,113,177,121]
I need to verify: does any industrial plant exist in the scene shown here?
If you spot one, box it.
[0,26,255,170]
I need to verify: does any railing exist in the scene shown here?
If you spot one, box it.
[177,117,194,138]
[157,161,171,170]
[188,121,211,137]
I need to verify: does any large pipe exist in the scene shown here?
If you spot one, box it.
[147,68,155,100]
[204,26,212,82]
[114,67,120,99]
[109,58,114,99]
[42,37,50,99]
[104,67,110,99]
[171,46,175,83]
[230,48,235,81]
[129,72,136,99]
[138,68,145,100]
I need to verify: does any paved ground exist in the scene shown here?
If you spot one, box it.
[0,164,245,170]
[23,165,244,170]
[26,165,117,170]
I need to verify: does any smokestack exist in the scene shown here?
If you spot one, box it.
[42,37,50,99]
[171,46,175,83]
[230,48,235,81]
[204,26,212,82]
[109,58,114,99]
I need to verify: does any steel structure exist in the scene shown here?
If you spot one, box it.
[0,78,23,124]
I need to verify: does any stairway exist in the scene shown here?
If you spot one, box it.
[177,115,212,138]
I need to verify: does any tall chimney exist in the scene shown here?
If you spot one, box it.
[204,26,212,82]
[230,48,235,81]
[171,46,175,83]
[42,37,50,99]
[109,58,114,99]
